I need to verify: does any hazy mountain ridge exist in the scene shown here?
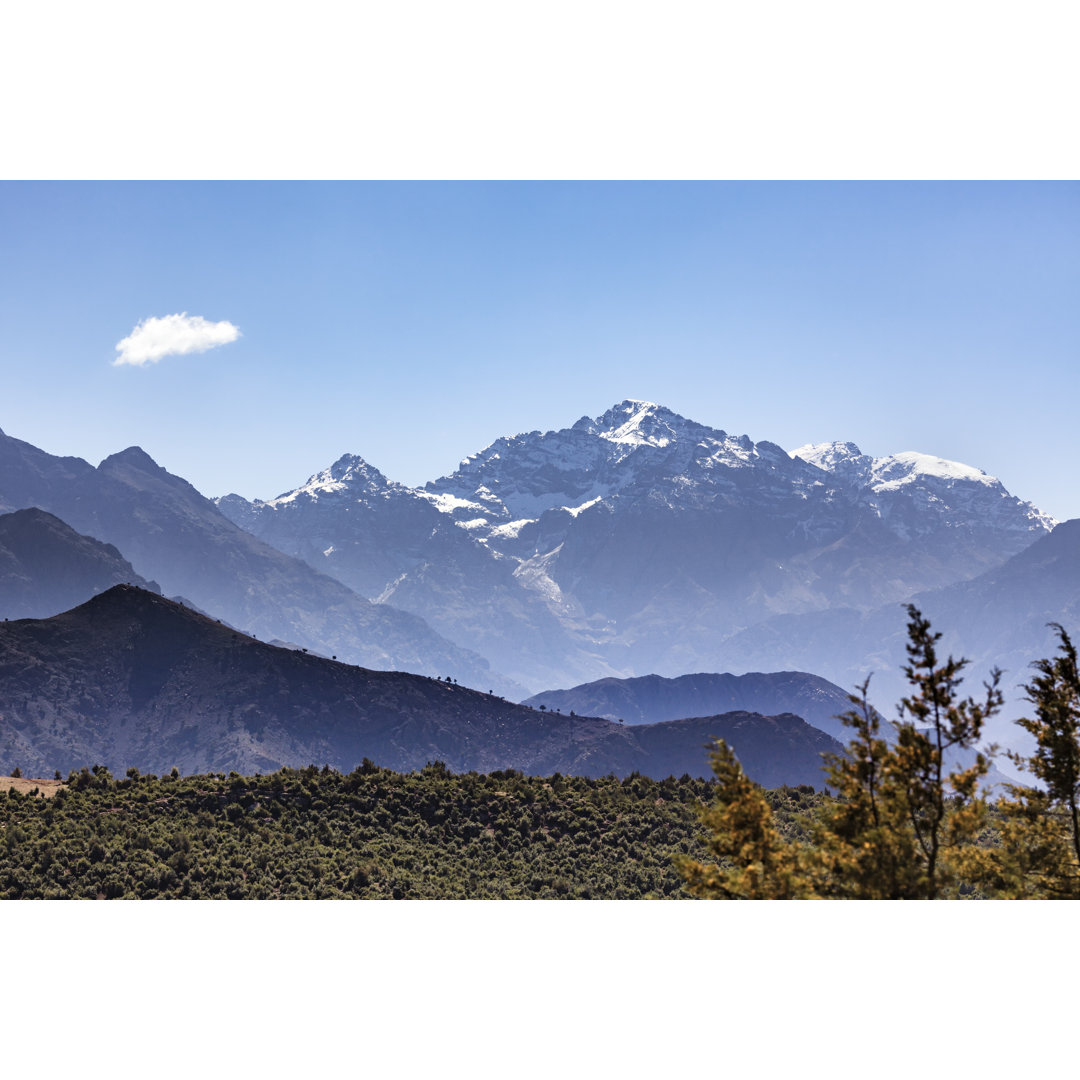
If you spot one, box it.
[0,587,839,787]
[218,400,1055,692]
[523,670,859,742]
[715,518,1080,752]
[0,507,162,619]
[0,427,519,696]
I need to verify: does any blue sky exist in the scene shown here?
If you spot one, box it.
[2,181,1078,518]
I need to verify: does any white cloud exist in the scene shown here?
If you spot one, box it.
[114,313,241,367]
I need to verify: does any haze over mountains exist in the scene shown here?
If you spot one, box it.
[0,586,839,786]
[218,399,1059,705]
[718,517,1080,749]
[523,671,859,743]
[0,425,517,696]
[0,398,1074,777]
[0,507,161,619]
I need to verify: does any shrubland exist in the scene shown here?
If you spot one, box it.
[0,761,758,900]
[4,608,1077,900]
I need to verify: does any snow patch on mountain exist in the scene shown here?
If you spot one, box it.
[790,441,868,475]
[417,491,489,515]
[513,547,566,605]
[596,399,674,447]
[792,442,995,490]
[489,519,534,540]
[562,496,604,517]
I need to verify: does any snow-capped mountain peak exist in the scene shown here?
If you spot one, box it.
[790,441,868,473]
[586,399,678,447]
[791,441,1056,533]
[870,451,993,490]
[266,453,393,507]
[572,398,721,451]
[211,400,1060,696]
[794,441,998,491]
[426,400,767,517]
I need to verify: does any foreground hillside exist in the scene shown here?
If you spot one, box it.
[0,586,839,785]
[0,765,822,899]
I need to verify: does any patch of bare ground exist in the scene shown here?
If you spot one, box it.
[0,777,64,798]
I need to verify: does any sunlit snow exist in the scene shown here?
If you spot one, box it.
[417,491,488,514]
[488,519,535,539]
[560,496,604,517]
[872,451,993,489]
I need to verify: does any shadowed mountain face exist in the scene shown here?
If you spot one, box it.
[715,519,1080,753]
[0,508,161,619]
[218,400,1052,692]
[524,670,857,742]
[0,587,840,787]
[0,428,518,696]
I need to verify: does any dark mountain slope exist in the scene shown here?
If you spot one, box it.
[0,508,161,619]
[629,712,838,790]
[716,519,1080,752]
[0,587,839,786]
[0,428,515,695]
[524,670,857,742]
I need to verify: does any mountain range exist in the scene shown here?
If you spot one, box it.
[218,399,1056,698]
[0,425,519,696]
[1,399,1073,773]
[0,586,839,787]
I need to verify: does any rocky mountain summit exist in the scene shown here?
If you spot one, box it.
[791,439,1054,542]
[427,399,825,524]
[218,400,1054,692]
